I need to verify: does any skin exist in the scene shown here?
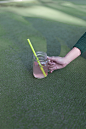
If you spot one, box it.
[48,47,81,73]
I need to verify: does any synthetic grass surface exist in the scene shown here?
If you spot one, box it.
[0,0,86,129]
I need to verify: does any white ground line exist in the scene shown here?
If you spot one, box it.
[0,0,35,3]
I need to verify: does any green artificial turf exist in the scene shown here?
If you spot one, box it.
[0,0,86,129]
